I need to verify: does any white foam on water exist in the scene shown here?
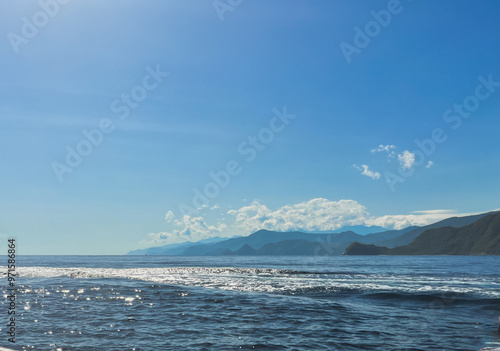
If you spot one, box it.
[3,265,499,298]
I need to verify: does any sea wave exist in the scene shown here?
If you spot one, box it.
[5,266,500,301]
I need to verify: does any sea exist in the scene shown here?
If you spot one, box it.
[1,255,500,351]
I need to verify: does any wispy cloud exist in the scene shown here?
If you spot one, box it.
[371,144,396,158]
[353,164,381,180]
[411,209,456,215]
[165,210,175,222]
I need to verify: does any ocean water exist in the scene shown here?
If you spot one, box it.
[1,255,500,351]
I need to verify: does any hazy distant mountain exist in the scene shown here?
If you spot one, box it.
[180,230,363,256]
[128,226,418,256]
[361,227,418,242]
[128,236,230,255]
[221,239,346,256]
[178,227,418,256]
[217,228,418,257]
[344,212,500,255]
[130,213,495,256]
[332,225,386,235]
[298,225,387,235]
[128,248,149,255]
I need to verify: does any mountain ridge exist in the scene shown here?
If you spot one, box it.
[375,212,492,248]
[344,212,500,255]
[128,211,498,256]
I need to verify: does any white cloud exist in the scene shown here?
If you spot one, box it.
[165,211,175,222]
[353,164,381,180]
[227,198,369,234]
[367,209,482,229]
[412,209,455,215]
[142,198,474,247]
[145,215,228,247]
[371,144,396,158]
[398,150,416,170]
[426,161,434,168]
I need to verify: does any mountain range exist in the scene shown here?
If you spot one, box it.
[344,211,500,255]
[128,236,231,255]
[129,211,499,256]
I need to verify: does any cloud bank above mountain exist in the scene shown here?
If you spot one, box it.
[142,198,474,247]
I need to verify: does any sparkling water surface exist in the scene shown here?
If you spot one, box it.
[2,255,500,350]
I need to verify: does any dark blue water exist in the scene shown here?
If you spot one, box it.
[2,255,500,350]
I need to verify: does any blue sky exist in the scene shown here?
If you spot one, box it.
[1,0,499,254]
